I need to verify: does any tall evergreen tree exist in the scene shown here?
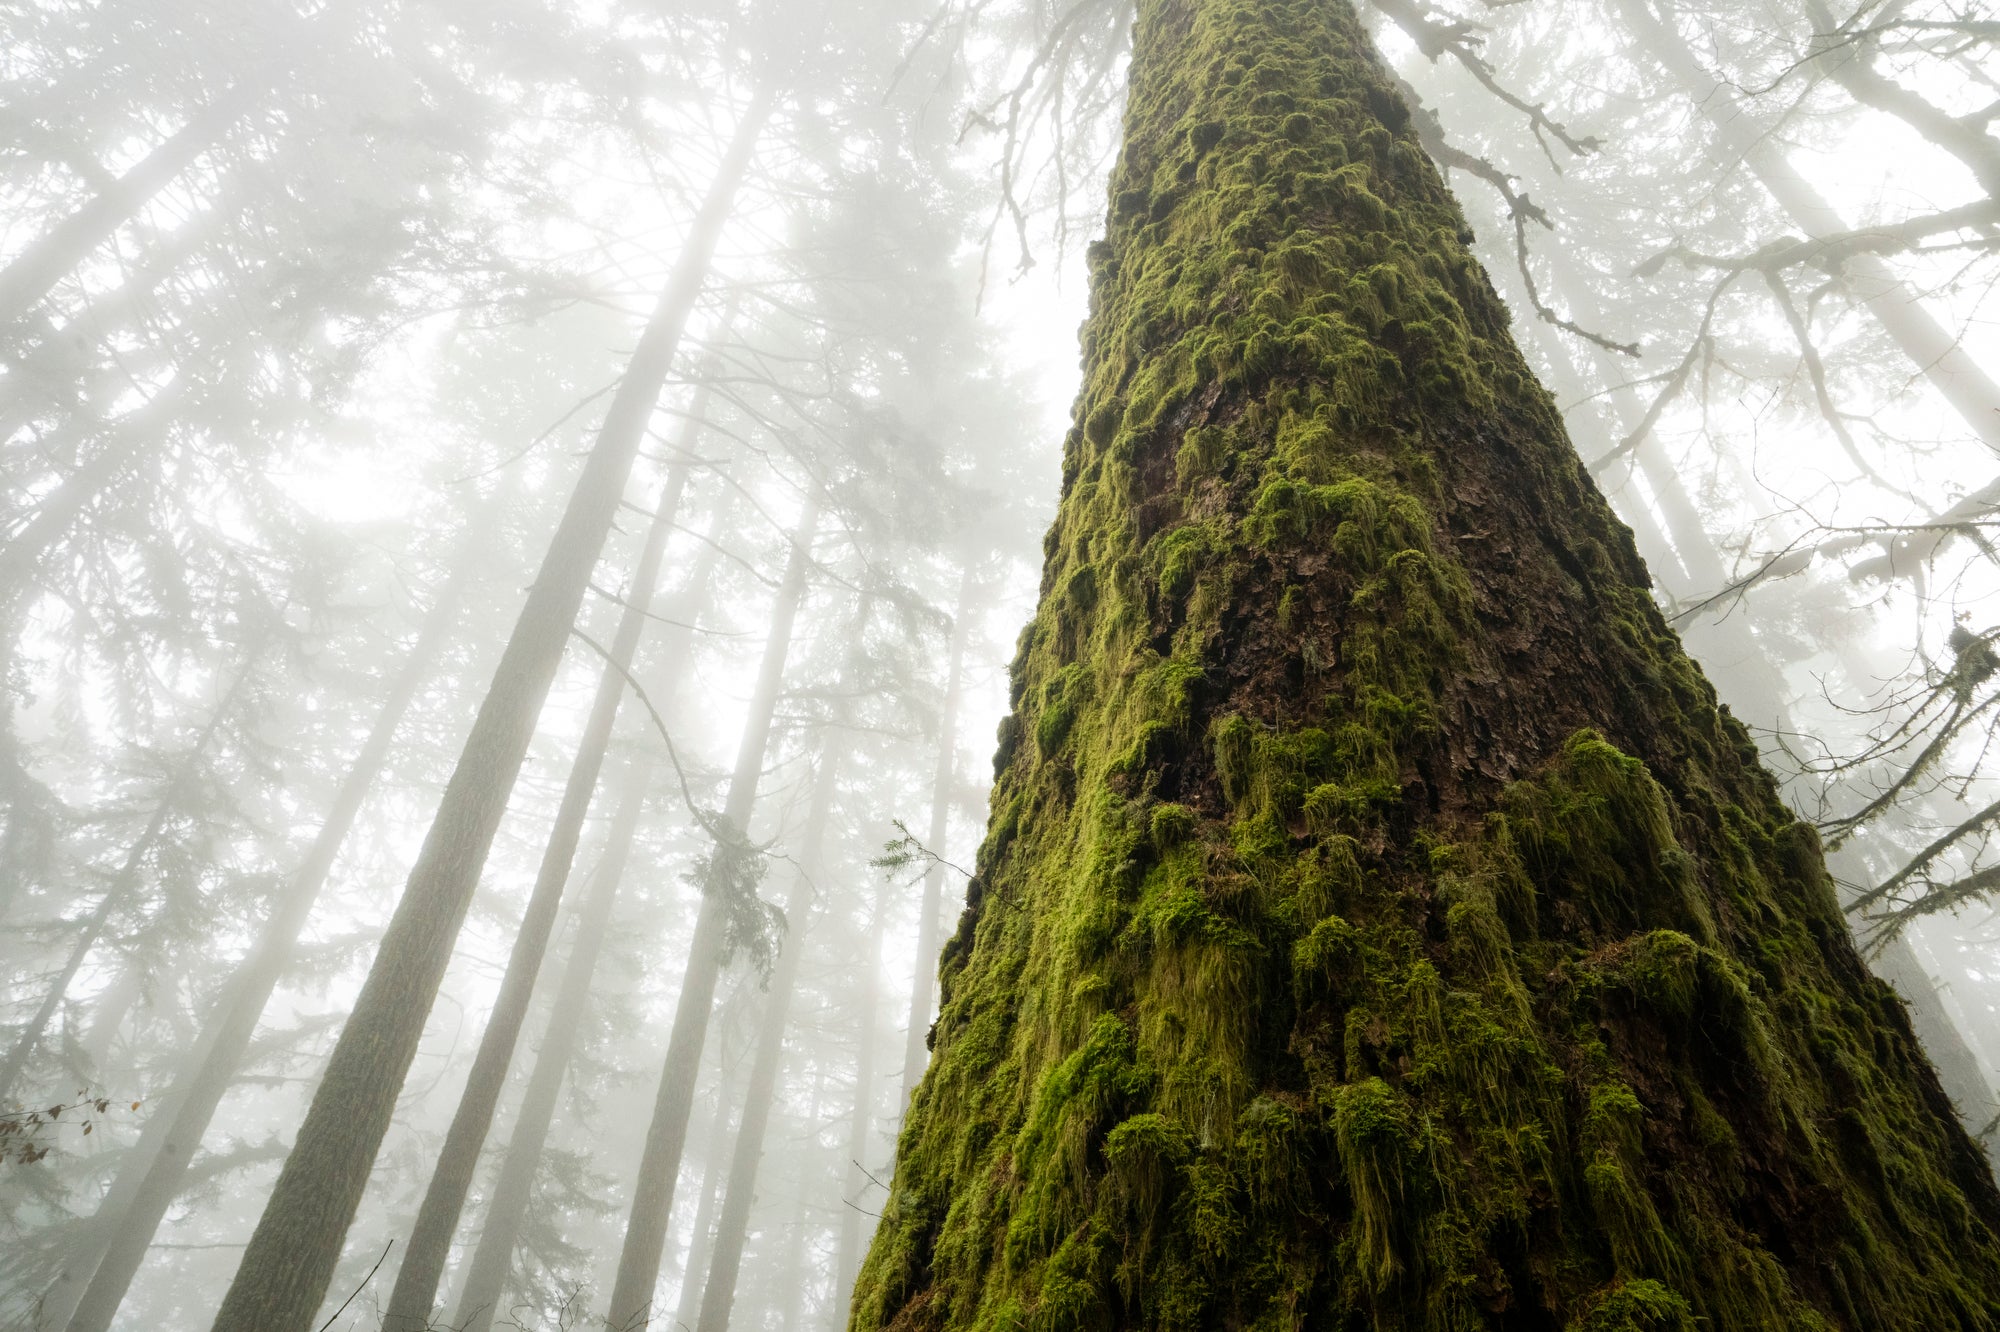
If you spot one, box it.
[853,1,2000,1328]
[206,88,773,1332]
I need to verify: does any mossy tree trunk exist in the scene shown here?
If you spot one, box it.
[850,1,2000,1328]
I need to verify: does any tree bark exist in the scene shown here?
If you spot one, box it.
[381,410,709,1331]
[1529,260,2000,1162]
[451,517,732,1332]
[44,529,479,1332]
[898,572,976,1112]
[207,92,771,1332]
[694,746,841,1332]
[603,495,818,1332]
[851,2,2000,1326]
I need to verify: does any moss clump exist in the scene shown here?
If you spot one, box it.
[850,0,2000,1327]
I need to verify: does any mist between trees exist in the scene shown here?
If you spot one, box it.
[5,0,2000,1327]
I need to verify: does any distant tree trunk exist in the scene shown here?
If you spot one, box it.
[48,529,478,1332]
[0,806,168,1103]
[0,85,254,328]
[603,495,819,1332]
[77,965,143,1069]
[207,93,771,1332]
[451,517,731,1332]
[899,573,976,1110]
[694,746,841,1332]
[456,768,650,1332]
[830,870,894,1319]
[0,639,264,1106]
[774,1069,825,1331]
[669,1058,739,1332]
[381,406,712,1331]
[852,1,2000,1327]
[0,380,191,613]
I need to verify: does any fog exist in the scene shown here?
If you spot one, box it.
[3,0,1999,1327]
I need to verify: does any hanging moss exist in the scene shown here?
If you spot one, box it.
[851,0,2000,1327]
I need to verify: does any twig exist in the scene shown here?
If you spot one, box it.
[315,1240,392,1332]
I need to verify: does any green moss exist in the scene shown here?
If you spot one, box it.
[1569,1280,1696,1331]
[850,0,2000,1327]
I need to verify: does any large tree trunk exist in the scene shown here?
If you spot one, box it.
[898,573,976,1110]
[603,496,819,1331]
[207,92,771,1332]
[451,517,731,1332]
[694,746,840,1332]
[381,399,713,1331]
[851,2,2000,1328]
[47,530,478,1332]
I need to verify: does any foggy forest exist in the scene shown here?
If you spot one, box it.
[8,0,2000,1327]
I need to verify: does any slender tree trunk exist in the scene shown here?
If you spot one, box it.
[78,967,142,1071]
[1801,0,2000,198]
[452,515,732,1332]
[0,86,254,328]
[603,495,819,1332]
[49,532,478,1332]
[774,1067,825,1331]
[852,2,2000,1326]
[456,769,651,1332]
[0,380,191,608]
[0,641,262,1105]
[208,93,772,1332]
[0,802,169,1104]
[898,574,976,1110]
[382,405,713,1331]
[670,1062,739,1332]
[694,747,841,1332]
[830,873,893,1321]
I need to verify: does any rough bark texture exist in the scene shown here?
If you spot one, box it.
[207,93,770,1332]
[850,2,2000,1328]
